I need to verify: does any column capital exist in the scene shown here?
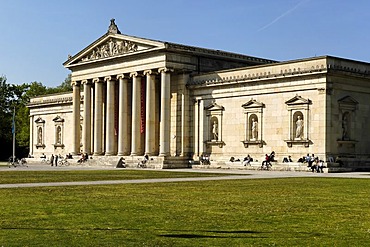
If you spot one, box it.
[158,67,174,74]
[104,76,116,82]
[130,72,143,78]
[71,81,81,86]
[93,78,102,83]
[144,70,158,76]
[82,79,92,85]
[117,74,129,80]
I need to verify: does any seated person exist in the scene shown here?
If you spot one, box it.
[316,160,325,173]
[142,154,149,164]
[78,153,88,163]
[242,155,252,166]
[40,153,47,162]
[200,154,210,165]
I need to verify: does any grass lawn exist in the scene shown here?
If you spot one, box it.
[0,174,369,246]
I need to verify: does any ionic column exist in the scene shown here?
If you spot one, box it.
[71,81,81,155]
[158,68,172,156]
[144,70,156,155]
[180,73,190,156]
[105,76,116,155]
[82,80,92,154]
[117,74,130,156]
[130,72,142,156]
[93,78,104,155]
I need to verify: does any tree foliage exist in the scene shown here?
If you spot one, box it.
[0,74,72,160]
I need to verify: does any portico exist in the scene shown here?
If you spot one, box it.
[70,67,172,158]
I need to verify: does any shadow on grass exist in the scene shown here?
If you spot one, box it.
[159,229,266,239]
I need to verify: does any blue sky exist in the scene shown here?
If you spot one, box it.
[1,0,369,87]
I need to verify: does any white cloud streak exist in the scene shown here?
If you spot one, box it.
[258,0,309,32]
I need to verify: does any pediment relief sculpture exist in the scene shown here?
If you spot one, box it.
[79,38,138,63]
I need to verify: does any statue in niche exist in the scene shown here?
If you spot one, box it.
[56,126,62,144]
[295,115,304,139]
[37,127,43,145]
[251,118,258,140]
[342,114,349,140]
[212,121,218,141]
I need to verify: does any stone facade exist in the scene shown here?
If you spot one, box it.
[28,20,370,169]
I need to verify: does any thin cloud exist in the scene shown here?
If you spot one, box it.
[258,0,309,32]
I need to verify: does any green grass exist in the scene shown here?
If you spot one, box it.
[0,170,231,184]
[0,175,369,246]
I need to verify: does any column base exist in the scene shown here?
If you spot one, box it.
[159,153,170,157]
[117,152,130,156]
[105,152,117,156]
[130,152,142,156]
[93,152,104,156]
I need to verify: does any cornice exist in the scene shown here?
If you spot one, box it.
[189,65,328,87]
[27,96,73,108]
[189,57,370,87]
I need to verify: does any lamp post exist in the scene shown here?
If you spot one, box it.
[12,106,15,164]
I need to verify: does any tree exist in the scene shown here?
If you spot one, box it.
[0,76,13,159]
[56,73,72,92]
[0,74,73,160]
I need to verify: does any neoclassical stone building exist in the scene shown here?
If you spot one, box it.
[28,20,370,169]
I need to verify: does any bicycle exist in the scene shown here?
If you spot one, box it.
[8,157,28,168]
[58,158,70,166]
[258,161,272,171]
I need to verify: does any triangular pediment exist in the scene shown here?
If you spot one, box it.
[204,102,225,111]
[35,117,45,123]
[338,96,358,111]
[64,33,166,67]
[338,96,358,105]
[285,95,311,105]
[242,99,265,109]
[53,115,64,122]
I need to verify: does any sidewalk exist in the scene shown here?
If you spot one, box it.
[1,163,370,189]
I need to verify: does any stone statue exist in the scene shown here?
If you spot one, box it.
[212,121,218,140]
[56,126,62,144]
[108,18,121,34]
[295,115,303,139]
[251,118,258,140]
[38,127,42,144]
[342,114,349,140]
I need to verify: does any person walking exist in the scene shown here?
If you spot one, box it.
[50,154,54,166]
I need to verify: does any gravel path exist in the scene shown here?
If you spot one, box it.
[1,164,369,189]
